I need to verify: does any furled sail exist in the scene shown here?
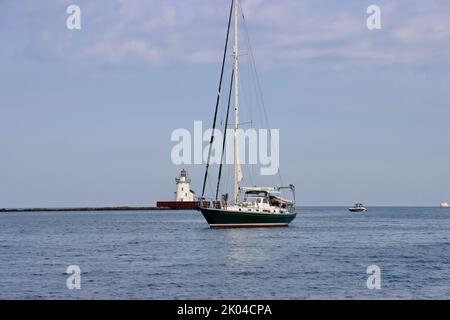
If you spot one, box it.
[237,159,243,182]
[235,130,243,183]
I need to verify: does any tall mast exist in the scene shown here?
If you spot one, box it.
[233,0,240,204]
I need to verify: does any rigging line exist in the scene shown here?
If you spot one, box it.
[241,10,270,131]
[238,2,266,123]
[215,69,234,200]
[219,69,231,126]
[241,33,256,130]
[237,72,255,187]
[237,3,263,187]
[245,55,255,129]
[224,150,231,195]
[224,164,230,199]
[239,61,253,130]
[208,172,215,199]
[239,4,284,186]
[244,163,254,187]
[240,11,266,134]
[278,168,284,186]
[201,0,234,199]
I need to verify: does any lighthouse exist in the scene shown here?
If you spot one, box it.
[156,169,199,209]
[175,169,195,202]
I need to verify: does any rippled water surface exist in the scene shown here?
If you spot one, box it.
[1,207,449,299]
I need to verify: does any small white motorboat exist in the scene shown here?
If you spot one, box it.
[349,203,368,212]
[441,203,449,208]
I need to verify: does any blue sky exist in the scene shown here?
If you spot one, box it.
[1,0,450,207]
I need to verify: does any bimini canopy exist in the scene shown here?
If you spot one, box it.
[240,187,280,195]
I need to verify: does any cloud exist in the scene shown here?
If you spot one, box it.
[393,15,450,44]
[182,50,223,64]
[87,39,160,63]
[6,0,450,70]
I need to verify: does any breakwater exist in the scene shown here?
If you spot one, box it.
[0,206,171,213]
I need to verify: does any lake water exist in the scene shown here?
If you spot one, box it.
[0,207,449,299]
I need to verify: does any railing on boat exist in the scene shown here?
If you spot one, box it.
[197,194,296,213]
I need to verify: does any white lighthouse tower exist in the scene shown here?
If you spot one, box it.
[175,169,195,202]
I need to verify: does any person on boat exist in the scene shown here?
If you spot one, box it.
[222,193,229,209]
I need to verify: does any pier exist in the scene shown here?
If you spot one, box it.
[0,206,172,213]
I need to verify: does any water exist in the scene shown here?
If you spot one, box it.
[0,207,449,299]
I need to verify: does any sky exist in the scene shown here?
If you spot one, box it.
[1,0,450,207]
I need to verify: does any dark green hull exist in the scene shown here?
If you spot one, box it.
[199,207,297,228]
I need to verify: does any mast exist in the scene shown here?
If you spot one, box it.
[215,69,233,200]
[233,0,240,204]
[200,0,233,200]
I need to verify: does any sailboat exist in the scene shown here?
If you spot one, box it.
[197,0,297,228]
